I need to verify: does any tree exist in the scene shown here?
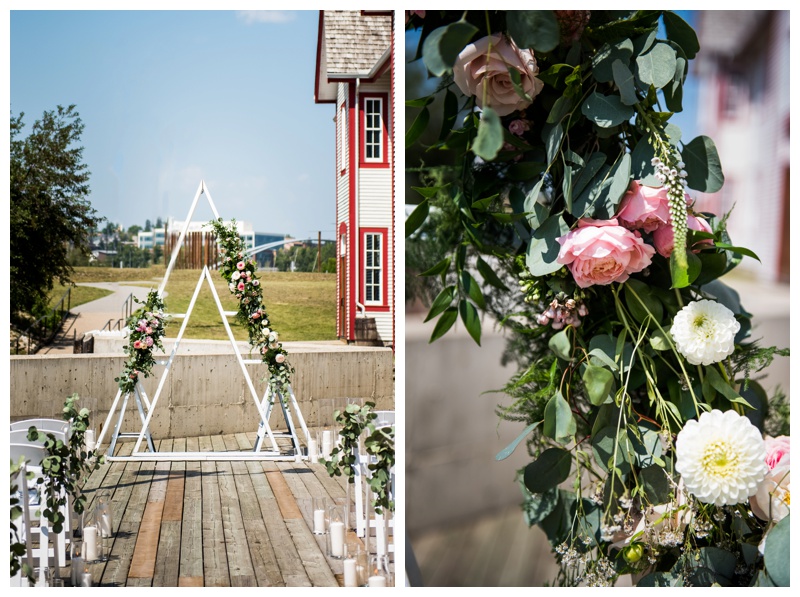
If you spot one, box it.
[144,219,152,232]
[10,105,101,318]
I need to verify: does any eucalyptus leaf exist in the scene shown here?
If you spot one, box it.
[612,59,638,105]
[571,152,607,199]
[525,214,568,276]
[473,107,504,161]
[572,153,631,220]
[581,91,634,128]
[548,329,572,361]
[524,448,572,493]
[507,10,560,53]
[636,42,678,89]
[640,465,672,503]
[496,421,541,461]
[583,365,615,405]
[706,366,753,409]
[764,514,790,586]
[593,39,634,83]
[522,487,559,526]
[546,95,574,124]
[663,11,700,59]
[683,135,725,193]
[422,21,479,77]
[543,391,576,443]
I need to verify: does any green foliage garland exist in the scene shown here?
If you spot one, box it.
[116,290,168,395]
[10,457,35,584]
[209,218,293,394]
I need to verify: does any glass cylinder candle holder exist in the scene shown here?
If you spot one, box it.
[312,497,328,535]
[326,504,346,559]
[367,554,392,587]
[82,523,101,562]
[70,542,83,586]
[95,491,114,538]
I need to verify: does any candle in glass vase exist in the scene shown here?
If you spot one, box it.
[329,521,345,557]
[321,430,332,459]
[85,429,96,452]
[308,438,318,460]
[71,556,83,586]
[83,526,99,561]
[343,557,358,587]
[313,508,325,535]
[368,575,387,587]
[81,572,92,587]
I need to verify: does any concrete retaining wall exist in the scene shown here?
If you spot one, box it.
[10,342,394,440]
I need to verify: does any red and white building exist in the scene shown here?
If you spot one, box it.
[315,10,395,347]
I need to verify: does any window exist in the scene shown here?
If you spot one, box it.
[360,94,388,166]
[364,98,382,162]
[363,231,383,305]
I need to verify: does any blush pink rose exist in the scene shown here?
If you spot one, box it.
[652,214,713,258]
[453,34,544,117]
[237,281,245,291]
[508,119,530,136]
[616,181,673,233]
[557,218,655,288]
[750,435,790,523]
[764,435,790,470]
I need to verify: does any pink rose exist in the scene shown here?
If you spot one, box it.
[750,436,790,523]
[145,336,154,347]
[237,281,245,291]
[133,340,142,349]
[508,119,530,136]
[237,261,245,270]
[556,218,655,288]
[276,353,285,364]
[616,181,673,233]
[765,435,790,470]
[652,214,713,258]
[251,310,261,320]
[453,34,544,117]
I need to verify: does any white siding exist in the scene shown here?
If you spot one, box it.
[372,312,393,344]
[358,169,392,227]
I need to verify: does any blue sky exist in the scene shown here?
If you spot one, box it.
[10,10,336,240]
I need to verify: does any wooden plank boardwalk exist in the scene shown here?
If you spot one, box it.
[64,434,367,587]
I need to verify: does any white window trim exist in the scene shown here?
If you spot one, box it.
[363,97,383,163]
[339,102,347,172]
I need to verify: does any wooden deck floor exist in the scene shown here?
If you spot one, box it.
[64,434,375,587]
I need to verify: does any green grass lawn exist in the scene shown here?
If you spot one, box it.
[50,284,114,310]
[70,267,336,342]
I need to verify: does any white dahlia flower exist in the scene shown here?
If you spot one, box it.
[670,299,740,366]
[675,409,767,506]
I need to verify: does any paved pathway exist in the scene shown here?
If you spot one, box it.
[41,282,159,355]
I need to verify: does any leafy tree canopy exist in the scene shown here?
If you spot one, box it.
[10,105,102,318]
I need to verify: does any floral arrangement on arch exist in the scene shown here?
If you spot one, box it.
[208,218,293,394]
[116,290,168,395]
[406,10,789,587]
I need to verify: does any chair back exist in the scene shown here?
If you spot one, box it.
[9,443,47,470]
[10,428,68,446]
[10,418,70,437]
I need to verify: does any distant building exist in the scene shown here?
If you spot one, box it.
[315,10,395,347]
[693,11,789,283]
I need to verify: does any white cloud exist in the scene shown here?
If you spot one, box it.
[236,11,296,25]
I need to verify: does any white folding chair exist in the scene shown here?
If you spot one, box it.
[9,443,70,573]
[10,418,70,437]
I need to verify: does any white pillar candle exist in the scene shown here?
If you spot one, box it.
[313,509,325,535]
[368,575,387,587]
[81,572,92,587]
[83,526,99,561]
[329,521,345,557]
[343,558,358,587]
[85,430,96,452]
[308,438,318,460]
[100,511,113,537]
[321,430,333,459]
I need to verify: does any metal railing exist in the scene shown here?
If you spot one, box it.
[11,287,72,355]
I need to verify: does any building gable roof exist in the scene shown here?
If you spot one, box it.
[315,10,392,103]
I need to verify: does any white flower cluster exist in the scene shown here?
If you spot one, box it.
[651,155,689,256]
[676,409,767,506]
[670,299,740,366]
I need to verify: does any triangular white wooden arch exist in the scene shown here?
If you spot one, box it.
[96,180,310,461]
